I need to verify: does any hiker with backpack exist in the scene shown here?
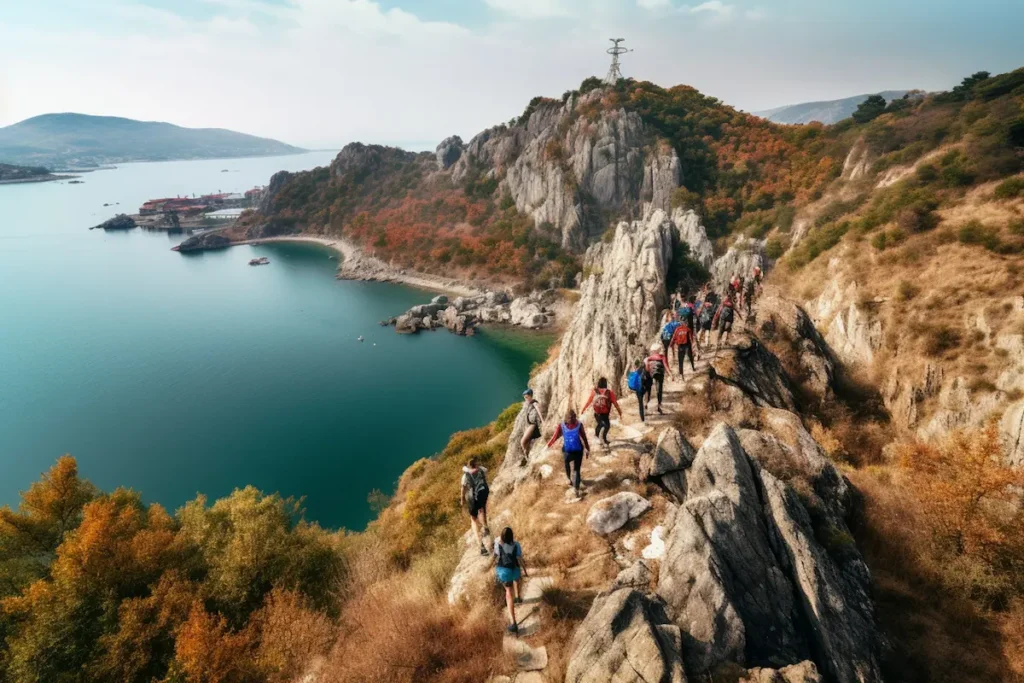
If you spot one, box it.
[580,377,623,447]
[660,310,681,363]
[644,344,672,415]
[627,359,650,422]
[493,526,529,634]
[519,389,545,459]
[712,294,741,351]
[547,408,591,497]
[677,295,697,331]
[460,458,491,556]
[670,317,699,376]
[697,291,718,349]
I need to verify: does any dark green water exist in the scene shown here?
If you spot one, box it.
[0,153,548,529]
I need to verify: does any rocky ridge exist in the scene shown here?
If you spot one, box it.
[383,290,556,336]
[445,209,885,682]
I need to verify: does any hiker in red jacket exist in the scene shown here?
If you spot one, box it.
[670,319,699,376]
[581,377,623,447]
[644,344,672,415]
[712,294,741,351]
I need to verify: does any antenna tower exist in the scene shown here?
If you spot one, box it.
[605,38,632,85]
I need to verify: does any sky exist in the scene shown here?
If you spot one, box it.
[0,0,1021,149]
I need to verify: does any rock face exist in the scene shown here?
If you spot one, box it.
[175,231,231,252]
[435,135,463,170]
[638,427,695,501]
[1001,400,1024,467]
[712,236,766,291]
[671,207,715,269]
[91,213,136,231]
[755,293,839,404]
[810,267,882,367]
[655,424,880,682]
[565,588,686,683]
[451,90,679,251]
[531,208,679,418]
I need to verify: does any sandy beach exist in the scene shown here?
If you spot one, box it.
[238,235,483,298]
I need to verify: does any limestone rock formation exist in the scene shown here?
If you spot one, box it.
[755,293,839,404]
[712,237,766,291]
[435,135,463,170]
[565,588,686,683]
[671,207,715,269]
[1001,399,1024,467]
[655,424,881,682]
[531,208,678,418]
[638,427,695,501]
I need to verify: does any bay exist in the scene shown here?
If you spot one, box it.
[0,152,547,529]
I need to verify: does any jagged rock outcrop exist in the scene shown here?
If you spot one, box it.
[671,207,715,269]
[257,169,293,214]
[755,293,839,404]
[656,424,881,682]
[435,135,463,170]
[90,213,136,230]
[810,267,882,367]
[638,427,695,501]
[381,290,552,335]
[641,144,682,214]
[566,587,686,683]
[531,208,677,419]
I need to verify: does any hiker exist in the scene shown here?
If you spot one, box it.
[460,458,491,556]
[712,294,741,350]
[677,295,697,331]
[547,408,590,496]
[493,526,528,634]
[697,291,718,348]
[581,377,623,447]
[627,359,649,422]
[670,316,698,376]
[659,310,681,362]
[644,344,672,415]
[744,276,757,317]
[519,389,545,459]
[752,265,764,294]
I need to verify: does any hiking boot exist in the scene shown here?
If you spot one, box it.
[657,406,664,415]
[479,545,488,556]
[507,623,519,634]
[514,597,523,605]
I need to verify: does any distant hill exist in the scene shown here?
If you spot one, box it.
[755,90,910,124]
[0,113,304,169]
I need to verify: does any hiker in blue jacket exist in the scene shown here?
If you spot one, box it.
[626,359,650,422]
[547,408,591,497]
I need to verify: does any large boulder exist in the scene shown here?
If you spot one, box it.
[435,135,463,170]
[586,492,651,535]
[565,588,686,683]
[91,213,136,231]
[510,298,547,328]
[175,231,231,252]
[755,294,838,405]
[394,313,421,334]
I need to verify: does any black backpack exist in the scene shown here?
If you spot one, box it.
[649,358,665,377]
[497,542,519,569]
[720,303,734,323]
[468,469,489,503]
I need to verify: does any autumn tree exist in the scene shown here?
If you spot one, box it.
[0,456,97,597]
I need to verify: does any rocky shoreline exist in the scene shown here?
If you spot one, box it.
[381,290,555,336]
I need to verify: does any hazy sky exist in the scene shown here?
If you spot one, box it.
[1,0,1021,149]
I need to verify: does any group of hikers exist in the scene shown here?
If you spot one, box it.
[459,266,764,635]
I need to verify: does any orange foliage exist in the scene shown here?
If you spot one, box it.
[174,603,259,683]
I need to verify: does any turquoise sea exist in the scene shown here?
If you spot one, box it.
[0,152,548,529]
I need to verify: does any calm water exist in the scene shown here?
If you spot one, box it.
[0,152,548,529]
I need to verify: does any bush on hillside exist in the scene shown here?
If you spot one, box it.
[994,176,1024,200]
[958,220,1002,252]
[852,95,888,124]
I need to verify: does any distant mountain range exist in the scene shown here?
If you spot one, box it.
[755,91,911,124]
[0,113,304,169]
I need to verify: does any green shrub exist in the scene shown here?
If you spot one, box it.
[958,220,1002,251]
[993,176,1024,200]
[789,221,850,268]
[924,326,962,356]
[897,280,920,301]
[765,237,786,260]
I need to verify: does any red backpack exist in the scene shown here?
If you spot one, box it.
[592,389,611,414]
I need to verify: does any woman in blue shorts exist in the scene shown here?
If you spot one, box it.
[494,526,529,633]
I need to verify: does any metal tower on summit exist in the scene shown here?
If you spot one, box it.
[605,38,632,85]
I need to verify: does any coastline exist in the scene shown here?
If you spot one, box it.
[238,235,484,298]
[0,174,78,186]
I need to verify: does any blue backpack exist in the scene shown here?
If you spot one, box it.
[627,370,643,392]
[661,321,679,342]
[562,422,582,452]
